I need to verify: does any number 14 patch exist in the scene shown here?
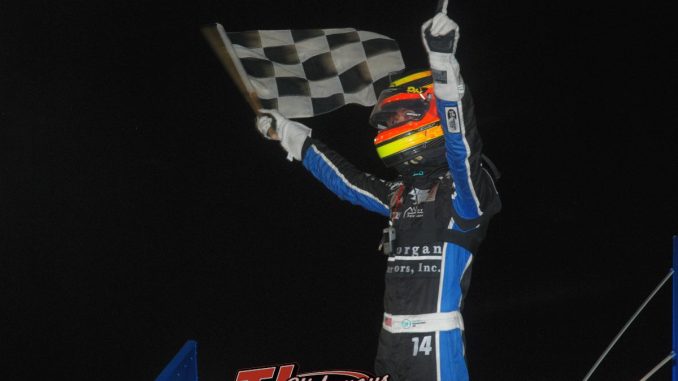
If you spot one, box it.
[444,104,461,133]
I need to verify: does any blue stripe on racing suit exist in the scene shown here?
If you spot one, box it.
[437,98,483,220]
[302,141,391,217]
[439,240,473,313]
[439,329,469,381]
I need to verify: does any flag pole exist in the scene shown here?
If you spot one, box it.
[201,24,278,136]
[436,0,449,14]
[201,23,262,114]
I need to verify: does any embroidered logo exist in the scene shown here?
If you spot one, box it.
[403,206,424,219]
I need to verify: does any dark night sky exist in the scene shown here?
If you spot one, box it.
[2,1,677,380]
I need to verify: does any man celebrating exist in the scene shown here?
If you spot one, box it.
[255,12,501,381]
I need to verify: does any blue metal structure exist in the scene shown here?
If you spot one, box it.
[155,340,198,381]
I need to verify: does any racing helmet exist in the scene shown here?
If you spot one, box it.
[370,70,445,168]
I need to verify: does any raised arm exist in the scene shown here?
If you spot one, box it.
[422,13,500,221]
[256,110,394,217]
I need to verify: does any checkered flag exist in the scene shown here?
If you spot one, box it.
[202,23,406,118]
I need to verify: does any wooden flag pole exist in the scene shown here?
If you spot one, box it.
[201,23,262,114]
[201,23,279,137]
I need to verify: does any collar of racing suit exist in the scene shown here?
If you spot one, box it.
[395,148,448,190]
[399,164,447,189]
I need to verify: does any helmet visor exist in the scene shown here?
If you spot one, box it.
[369,89,430,130]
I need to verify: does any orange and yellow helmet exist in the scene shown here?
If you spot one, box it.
[370,70,444,167]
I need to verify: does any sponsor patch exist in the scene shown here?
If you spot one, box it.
[444,105,460,133]
[431,69,447,84]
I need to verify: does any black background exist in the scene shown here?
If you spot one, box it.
[2,0,677,380]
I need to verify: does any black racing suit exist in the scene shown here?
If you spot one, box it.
[299,89,501,381]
